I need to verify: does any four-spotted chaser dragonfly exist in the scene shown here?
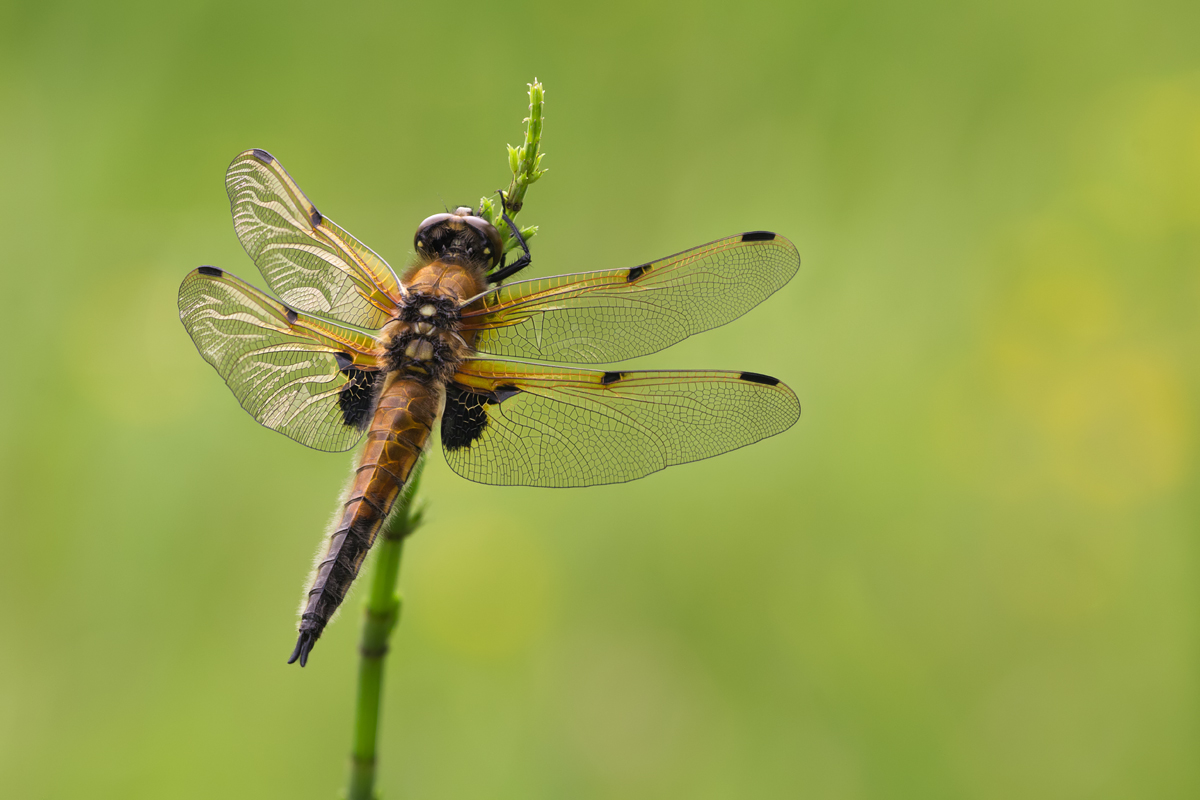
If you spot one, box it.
[179,149,801,666]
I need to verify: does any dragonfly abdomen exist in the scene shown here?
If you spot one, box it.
[288,374,441,667]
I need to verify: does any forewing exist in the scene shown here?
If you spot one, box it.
[226,149,402,329]
[179,267,385,452]
[442,359,800,487]
[462,233,798,363]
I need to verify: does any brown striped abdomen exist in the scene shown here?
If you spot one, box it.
[288,374,441,666]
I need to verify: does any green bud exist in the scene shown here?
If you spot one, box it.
[493,79,547,258]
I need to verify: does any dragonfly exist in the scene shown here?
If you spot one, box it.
[179,149,801,666]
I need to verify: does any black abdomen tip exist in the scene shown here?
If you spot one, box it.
[288,630,318,667]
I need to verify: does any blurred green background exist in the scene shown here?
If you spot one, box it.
[1,0,1197,797]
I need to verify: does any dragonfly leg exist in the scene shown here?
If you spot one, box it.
[487,191,533,284]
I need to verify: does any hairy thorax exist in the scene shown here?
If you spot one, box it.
[378,259,487,383]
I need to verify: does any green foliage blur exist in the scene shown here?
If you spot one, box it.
[1,1,1197,797]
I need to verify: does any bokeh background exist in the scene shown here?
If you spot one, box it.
[1,0,1197,797]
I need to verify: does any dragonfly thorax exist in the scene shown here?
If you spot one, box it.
[380,292,467,382]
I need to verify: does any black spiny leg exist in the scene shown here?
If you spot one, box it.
[487,193,533,284]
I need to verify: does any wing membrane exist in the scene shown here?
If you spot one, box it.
[462,233,798,363]
[226,149,402,329]
[179,266,384,452]
[442,359,800,487]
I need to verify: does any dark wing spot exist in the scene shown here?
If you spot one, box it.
[442,383,491,451]
[310,207,323,227]
[492,385,521,403]
[197,266,223,277]
[251,148,275,164]
[338,368,383,429]
[333,352,354,371]
[741,231,776,242]
[601,371,624,385]
[739,371,780,386]
[627,264,649,282]
[285,307,299,324]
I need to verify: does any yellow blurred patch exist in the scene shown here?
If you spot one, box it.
[992,259,1187,506]
[939,218,1190,509]
[1084,74,1200,237]
[1042,348,1186,506]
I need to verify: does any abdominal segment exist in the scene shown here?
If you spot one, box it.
[288,374,441,666]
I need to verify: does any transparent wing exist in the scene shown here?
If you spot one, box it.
[226,149,403,329]
[442,358,800,487]
[461,233,798,364]
[179,266,385,452]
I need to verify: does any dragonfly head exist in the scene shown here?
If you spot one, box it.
[414,208,503,269]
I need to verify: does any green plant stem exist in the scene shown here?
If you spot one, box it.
[346,459,426,800]
[341,79,546,800]
[480,79,547,255]
[503,79,546,215]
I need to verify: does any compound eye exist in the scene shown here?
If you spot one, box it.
[462,215,505,267]
[416,212,454,235]
[415,212,454,251]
